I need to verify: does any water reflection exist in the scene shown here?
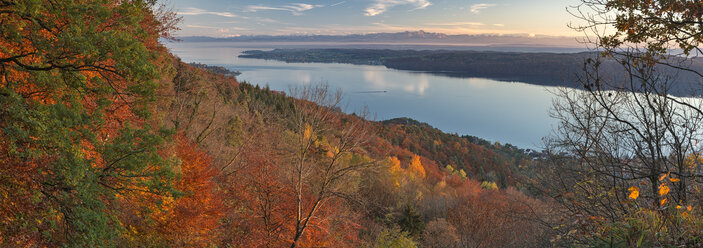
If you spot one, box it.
[166,42,559,148]
[363,70,430,95]
[291,71,312,84]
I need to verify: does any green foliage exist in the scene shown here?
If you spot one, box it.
[374,228,418,248]
[396,205,424,238]
[226,116,244,147]
[0,0,176,246]
[236,82,295,117]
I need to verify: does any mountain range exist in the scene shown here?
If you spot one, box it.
[178,30,581,48]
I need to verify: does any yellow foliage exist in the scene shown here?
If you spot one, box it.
[628,186,639,200]
[387,156,402,186]
[303,123,313,140]
[326,146,339,158]
[659,172,669,181]
[660,198,667,206]
[481,181,498,190]
[659,184,670,196]
[670,178,680,183]
[388,156,402,175]
[685,153,703,168]
[408,155,425,179]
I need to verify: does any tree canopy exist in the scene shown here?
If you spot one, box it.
[0,0,178,246]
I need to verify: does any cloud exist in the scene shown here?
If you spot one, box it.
[330,1,346,7]
[364,0,432,16]
[253,17,281,24]
[245,3,323,15]
[493,23,505,27]
[185,24,249,31]
[178,7,238,18]
[470,3,496,14]
[426,22,485,26]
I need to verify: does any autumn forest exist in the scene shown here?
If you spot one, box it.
[3,0,703,247]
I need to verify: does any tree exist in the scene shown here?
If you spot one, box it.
[571,0,703,58]
[408,155,426,179]
[542,0,703,244]
[421,218,459,248]
[0,0,178,246]
[161,136,222,247]
[396,204,424,239]
[374,228,418,248]
[286,84,375,248]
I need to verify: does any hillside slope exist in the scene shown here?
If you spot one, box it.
[164,57,553,247]
[0,1,552,246]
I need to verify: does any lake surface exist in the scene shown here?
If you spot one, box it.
[165,41,561,148]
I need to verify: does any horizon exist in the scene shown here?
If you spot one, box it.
[173,29,582,38]
[170,29,586,49]
[165,0,585,38]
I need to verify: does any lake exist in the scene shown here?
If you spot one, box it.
[165,41,562,149]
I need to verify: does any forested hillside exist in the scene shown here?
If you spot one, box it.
[0,1,552,246]
[165,61,552,247]
[379,118,537,189]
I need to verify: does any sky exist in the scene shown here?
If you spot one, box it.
[164,0,584,37]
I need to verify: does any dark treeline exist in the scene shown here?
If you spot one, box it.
[241,49,703,96]
[188,62,241,76]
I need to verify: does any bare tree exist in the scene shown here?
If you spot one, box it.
[286,83,376,248]
[540,0,703,244]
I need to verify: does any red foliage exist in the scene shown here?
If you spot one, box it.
[0,140,53,246]
[157,135,223,247]
[220,155,292,247]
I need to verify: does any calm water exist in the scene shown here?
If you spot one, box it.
[166,42,560,148]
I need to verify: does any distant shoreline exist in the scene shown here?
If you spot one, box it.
[239,48,590,88]
[238,48,703,96]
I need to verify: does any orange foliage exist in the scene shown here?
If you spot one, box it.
[377,119,524,187]
[0,137,54,247]
[158,136,223,247]
[389,156,402,175]
[114,135,223,247]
